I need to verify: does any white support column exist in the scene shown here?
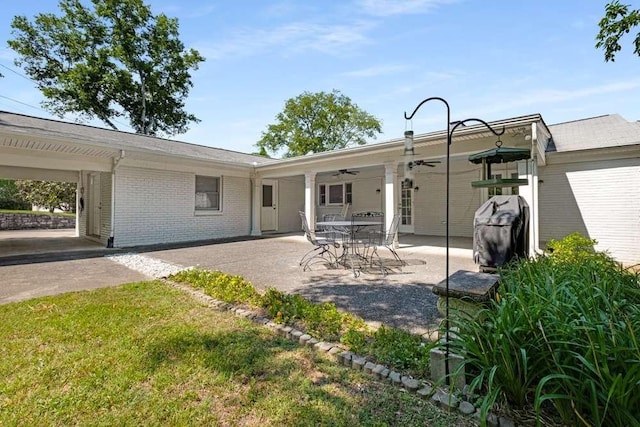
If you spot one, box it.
[75,171,81,237]
[384,162,398,240]
[305,172,316,231]
[250,174,262,236]
[519,158,540,256]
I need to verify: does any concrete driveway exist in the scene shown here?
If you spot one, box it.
[0,231,478,335]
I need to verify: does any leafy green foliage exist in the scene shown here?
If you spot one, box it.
[547,232,619,271]
[8,0,204,136]
[170,269,261,306]
[170,268,432,376]
[15,180,76,212]
[0,179,31,210]
[369,326,433,377]
[596,1,640,61]
[452,234,640,425]
[256,90,382,158]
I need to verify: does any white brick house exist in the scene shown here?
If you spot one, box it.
[0,110,638,265]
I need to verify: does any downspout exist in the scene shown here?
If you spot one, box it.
[107,150,125,248]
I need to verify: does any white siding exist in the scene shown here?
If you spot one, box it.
[413,164,483,237]
[277,176,304,232]
[539,158,640,265]
[113,167,250,247]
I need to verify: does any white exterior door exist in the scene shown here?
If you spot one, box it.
[261,180,278,231]
[88,173,101,236]
[399,181,414,233]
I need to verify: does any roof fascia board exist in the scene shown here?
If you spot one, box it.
[545,144,640,165]
[256,114,544,173]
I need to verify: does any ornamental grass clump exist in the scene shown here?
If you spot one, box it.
[451,234,640,426]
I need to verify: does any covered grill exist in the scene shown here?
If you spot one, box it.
[473,195,529,272]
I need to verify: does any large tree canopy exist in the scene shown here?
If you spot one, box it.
[16,180,77,213]
[256,90,382,158]
[8,0,205,136]
[596,1,640,61]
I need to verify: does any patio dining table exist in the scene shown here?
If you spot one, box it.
[316,220,384,276]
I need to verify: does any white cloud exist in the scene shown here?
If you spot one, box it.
[200,21,374,60]
[357,0,459,16]
[341,64,412,78]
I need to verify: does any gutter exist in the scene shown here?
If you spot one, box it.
[107,150,125,248]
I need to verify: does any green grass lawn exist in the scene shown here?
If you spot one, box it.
[0,281,475,426]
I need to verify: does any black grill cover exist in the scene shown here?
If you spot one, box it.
[473,195,529,269]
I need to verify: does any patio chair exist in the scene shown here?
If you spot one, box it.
[371,214,404,268]
[340,203,350,219]
[298,211,340,271]
[346,211,384,277]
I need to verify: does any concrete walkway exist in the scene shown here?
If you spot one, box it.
[0,230,478,335]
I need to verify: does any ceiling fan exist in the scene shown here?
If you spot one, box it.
[333,169,359,176]
[410,160,441,168]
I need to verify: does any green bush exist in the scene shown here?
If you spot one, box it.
[169,268,431,376]
[452,234,640,425]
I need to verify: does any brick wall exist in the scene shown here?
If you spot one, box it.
[0,213,75,230]
[113,167,251,247]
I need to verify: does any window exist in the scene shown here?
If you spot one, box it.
[195,176,221,210]
[319,184,326,205]
[318,182,352,206]
[328,184,343,204]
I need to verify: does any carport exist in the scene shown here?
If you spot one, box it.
[1,112,120,249]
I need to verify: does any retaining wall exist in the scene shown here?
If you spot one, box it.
[0,213,76,230]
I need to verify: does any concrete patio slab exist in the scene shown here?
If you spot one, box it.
[143,233,478,335]
[0,230,480,335]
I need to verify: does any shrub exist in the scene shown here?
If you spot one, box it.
[452,234,640,425]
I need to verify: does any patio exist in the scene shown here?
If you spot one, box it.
[144,233,477,336]
[0,230,478,336]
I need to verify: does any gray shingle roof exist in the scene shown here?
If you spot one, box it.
[0,111,275,165]
[548,114,640,152]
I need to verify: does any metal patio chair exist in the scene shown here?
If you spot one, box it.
[298,211,340,271]
[370,214,404,271]
[345,211,384,277]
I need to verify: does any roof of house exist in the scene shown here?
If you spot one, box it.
[547,114,640,152]
[0,111,275,165]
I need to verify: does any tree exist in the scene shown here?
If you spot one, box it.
[16,180,77,213]
[0,179,31,210]
[256,90,382,158]
[596,1,640,61]
[8,0,204,137]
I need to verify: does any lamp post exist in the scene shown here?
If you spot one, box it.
[403,97,505,385]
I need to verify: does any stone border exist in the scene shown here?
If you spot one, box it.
[164,279,517,426]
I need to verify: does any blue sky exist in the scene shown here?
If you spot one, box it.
[1,1,639,155]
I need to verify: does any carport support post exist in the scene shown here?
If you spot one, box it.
[384,162,398,244]
[304,172,316,231]
[75,171,81,237]
[250,174,262,236]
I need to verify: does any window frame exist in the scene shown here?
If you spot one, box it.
[318,182,351,206]
[194,175,222,214]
